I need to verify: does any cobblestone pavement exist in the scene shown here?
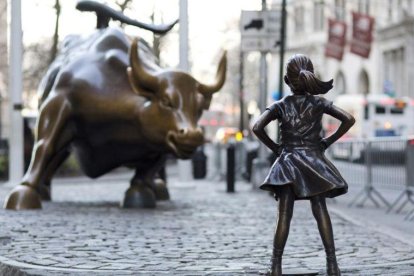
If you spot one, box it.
[0,170,413,275]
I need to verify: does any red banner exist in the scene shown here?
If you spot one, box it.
[350,12,375,58]
[325,19,347,61]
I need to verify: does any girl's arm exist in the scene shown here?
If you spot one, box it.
[322,105,356,148]
[252,110,280,153]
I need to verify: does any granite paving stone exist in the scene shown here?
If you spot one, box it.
[0,169,412,275]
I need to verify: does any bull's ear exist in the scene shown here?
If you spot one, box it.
[127,38,159,98]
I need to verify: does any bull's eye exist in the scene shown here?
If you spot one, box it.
[161,97,174,109]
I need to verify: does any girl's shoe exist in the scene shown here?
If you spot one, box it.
[326,254,341,276]
[266,257,282,276]
[267,249,283,276]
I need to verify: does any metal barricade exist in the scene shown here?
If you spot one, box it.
[389,137,414,219]
[328,137,411,209]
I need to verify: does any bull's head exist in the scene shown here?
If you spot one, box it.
[127,38,226,159]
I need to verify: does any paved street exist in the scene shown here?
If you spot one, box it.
[0,164,413,275]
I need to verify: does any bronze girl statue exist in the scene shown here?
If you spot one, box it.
[252,54,355,276]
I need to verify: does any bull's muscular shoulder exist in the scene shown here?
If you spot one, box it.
[93,27,130,53]
[55,27,131,71]
[79,27,131,69]
[60,27,129,56]
[60,27,158,72]
[39,28,129,98]
[97,28,159,72]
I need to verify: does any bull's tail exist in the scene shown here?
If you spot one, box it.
[76,1,178,34]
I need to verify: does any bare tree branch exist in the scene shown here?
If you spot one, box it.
[115,0,133,13]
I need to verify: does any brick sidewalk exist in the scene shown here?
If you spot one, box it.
[0,170,413,275]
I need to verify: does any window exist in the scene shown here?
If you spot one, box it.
[358,0,370,14]
[390,107,404,114]
[375,106,386,114]
[364,105,369,120]
[359,70,369,95]
[335,71,346,95]
[383,48,406,97]
[295,5,305,33]
[335,0,346,20]
[314,1,325,31]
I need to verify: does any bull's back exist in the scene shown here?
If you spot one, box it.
[39,27,156,105]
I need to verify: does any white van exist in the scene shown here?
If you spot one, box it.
[323,94,414,161]
[324,94,414,139]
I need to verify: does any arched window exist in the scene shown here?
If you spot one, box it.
[358,69,369,95]
[325,71,345,100]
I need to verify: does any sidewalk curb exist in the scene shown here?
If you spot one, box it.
[330,205,414,248]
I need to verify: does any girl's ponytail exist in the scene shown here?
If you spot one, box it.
[285,54,333,95]
[299,69,333,95]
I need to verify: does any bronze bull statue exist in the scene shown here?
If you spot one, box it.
[4,1,226,210]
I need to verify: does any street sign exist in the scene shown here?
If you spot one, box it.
[241,37,280,52]
[241,10,281,52]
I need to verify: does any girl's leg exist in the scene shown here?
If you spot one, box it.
[310,195,341,276]
[269,186,295,276]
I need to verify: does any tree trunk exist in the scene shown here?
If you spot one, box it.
[50,0,61,64]
[151,11,161,60]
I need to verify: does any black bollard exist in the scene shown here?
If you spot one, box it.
[192,146,207,179]
[226,143,235,193]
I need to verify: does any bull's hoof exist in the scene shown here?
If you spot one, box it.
[153,179,170,201]
[4,185,42,210]
[121,185,156,208]
[37,184,51,201]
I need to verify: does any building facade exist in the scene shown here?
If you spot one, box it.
[268,0,414,101]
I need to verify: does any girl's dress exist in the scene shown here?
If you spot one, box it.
[261,94,348,199]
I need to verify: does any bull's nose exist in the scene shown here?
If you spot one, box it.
[178,127,204,143]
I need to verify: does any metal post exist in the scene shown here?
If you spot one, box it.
[226,143,235,192]
[179,0,189,71]
[258,52,268,161]
[366,140,373,189]
[239,51,244,132]
[178,0,192,181]
[251,0,269,188]
[259,0,268,154]
[278,0,287,100]
[8,0,24,185]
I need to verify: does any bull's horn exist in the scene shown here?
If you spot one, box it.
[128,38,159,92]
[199,51,227,94]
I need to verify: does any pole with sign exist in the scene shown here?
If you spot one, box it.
[240,10,281,53]
[178,0,193,182]
[244,0,279,188]
[277,0,287,100]
[8,0,24,186]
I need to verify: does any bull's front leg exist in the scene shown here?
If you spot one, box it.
[121,156,167,208]
[4,95,74,210]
